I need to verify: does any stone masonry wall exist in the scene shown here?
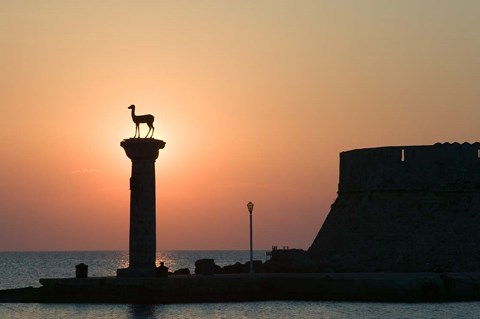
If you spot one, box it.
[339,143,480,193]
[309,142,480,272]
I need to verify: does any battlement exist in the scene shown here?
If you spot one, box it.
[339,142,480,193]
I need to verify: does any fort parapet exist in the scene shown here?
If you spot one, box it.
[339,143,480,193]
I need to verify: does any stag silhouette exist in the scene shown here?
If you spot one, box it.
[128,104,155,138]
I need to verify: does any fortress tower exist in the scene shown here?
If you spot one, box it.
[309,142,480,272]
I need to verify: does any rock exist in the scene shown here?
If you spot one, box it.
[265,249,316,273]
[246,260,265,273]
[195,259,216,275]
[173,268,191,275]
[221,262,247,274]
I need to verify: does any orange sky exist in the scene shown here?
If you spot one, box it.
[1,1,480,251]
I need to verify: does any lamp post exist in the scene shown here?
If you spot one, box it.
[247,201,254,274]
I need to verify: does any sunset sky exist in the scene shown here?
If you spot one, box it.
[1,1,480,251]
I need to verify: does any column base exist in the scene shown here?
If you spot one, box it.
[117,267,157,278]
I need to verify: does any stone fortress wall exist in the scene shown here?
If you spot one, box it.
[339,143,480,193]
[309,142,480,272]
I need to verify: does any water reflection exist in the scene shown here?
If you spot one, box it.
[117,251,129,270]
[128,304,157,319]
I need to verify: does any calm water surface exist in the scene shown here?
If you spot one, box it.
[1,251,479,319]
[2,301,480,319]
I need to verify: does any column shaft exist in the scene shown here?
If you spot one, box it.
[117,138,165,277]
[129,160,156,268]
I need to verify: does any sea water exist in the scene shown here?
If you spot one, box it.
[1,251,479,319]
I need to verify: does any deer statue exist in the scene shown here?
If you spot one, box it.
[128,104,155,138]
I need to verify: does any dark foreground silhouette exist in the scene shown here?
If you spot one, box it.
[1,252,480,303]
[1,272,480,303]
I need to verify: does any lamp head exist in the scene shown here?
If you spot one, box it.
[247,201,254,214]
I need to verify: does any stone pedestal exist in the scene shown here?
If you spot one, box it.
[117,138,166,277]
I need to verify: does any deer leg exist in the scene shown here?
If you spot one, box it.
[146,124,154,138]
[145,126,151,138]
[134,124,139,138]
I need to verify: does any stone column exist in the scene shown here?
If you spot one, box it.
[117,138,166,277]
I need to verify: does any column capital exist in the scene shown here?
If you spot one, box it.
[121,138,166,161]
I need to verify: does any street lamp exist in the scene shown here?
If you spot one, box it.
[247,201,254,274]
